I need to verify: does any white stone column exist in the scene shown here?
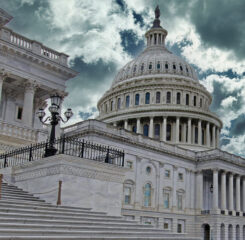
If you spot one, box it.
[172,166,178,210]
[0,76,4,103]
[176,117,180,143]
[196,171,203,210]
[149,117,154,138]
[182,123,186,143]
[243,178,245,212]
[229,173,234,211]
[236,175,241,212]
[198,120,202,145]
[124,119,128,130]
[188,118,191,144]
[22,82,36,127]
[162,117,167,141]
[216,128,220,148]
[206,122,210,147]
[221,171,227,210]
[136,118,141,134]
[212,125,216,148]
[213,169,219,210]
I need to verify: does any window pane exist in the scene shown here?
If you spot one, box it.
[145,92,150,104]
[126,95,130,107]
[167,124,171,141]
[154,124,160,138]
[135,94,140,105]
[117,98,121,109]
[143,124,149,137]
[194,96,196,106]
[178,195,182,210]
[144,183,151,207]
[156,92,161,103]
[186,94,189,105]
[167,92,171,103]
[177,92,181,104]
[163,192,169,208]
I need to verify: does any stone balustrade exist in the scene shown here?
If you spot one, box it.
[0,120,47,143]
[0,27,68,66]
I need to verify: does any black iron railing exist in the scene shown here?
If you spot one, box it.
[0,137,124,169]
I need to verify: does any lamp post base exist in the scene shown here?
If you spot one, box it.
[44,148,57,157]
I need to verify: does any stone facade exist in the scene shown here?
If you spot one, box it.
[0,9,77,151]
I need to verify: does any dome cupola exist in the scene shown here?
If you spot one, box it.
[97,6,222,151]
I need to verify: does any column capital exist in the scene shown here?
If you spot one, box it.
[24,80,38,93]
[195,170,203,174]
[213,168,219,173]
[0,69,8,81]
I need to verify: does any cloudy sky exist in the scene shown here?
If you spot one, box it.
[2,0,245,156]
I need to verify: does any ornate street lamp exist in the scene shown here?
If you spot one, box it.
[37,94,73,157]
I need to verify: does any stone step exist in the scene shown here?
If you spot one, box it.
[0,213,135,223]
[0,199,52,206]
[0,206,109,217]
[0,223,163,232]
[0,218,152,228]
[1,192,40,199]
[0,237,200,240]
[0,202,103,215]
[0,229,186,237]
[0,188,32,194]
[1,195,45,202]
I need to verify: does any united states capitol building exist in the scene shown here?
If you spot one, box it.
[0,6,244,240]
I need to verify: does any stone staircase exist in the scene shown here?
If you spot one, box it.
[0,182,199,239]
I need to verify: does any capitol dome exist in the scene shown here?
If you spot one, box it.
[97,6,222,151]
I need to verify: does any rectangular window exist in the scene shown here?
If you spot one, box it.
[163,192,169,209]
[177,194,183,210]
[164,223,169,229]
[126,161,133,169]
[17,106,23,120]
[165,169,170,178]
[178,173,183,181]
[124,187,131,204]
[177,223,182,233]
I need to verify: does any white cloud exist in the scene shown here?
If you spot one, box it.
[221,96,237,108]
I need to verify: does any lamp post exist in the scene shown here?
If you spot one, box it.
[37,94,73,157]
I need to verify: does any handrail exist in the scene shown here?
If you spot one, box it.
[0,137,125,169]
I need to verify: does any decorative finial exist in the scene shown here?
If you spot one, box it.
[155,5,160,19]
[152,5,162,28]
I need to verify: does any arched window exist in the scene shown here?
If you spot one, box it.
[186,67,189,73]
[195,127,198,144]
[156,91,161,103]
[173,64,176,70]
[228,225,233,240]
[220,224,225,240]
[165,63,168,69]
[117,98,121,109]
[145,92,150,104]
[135,94,140,105]
[200,98,203,107]
[157,62,161,69]
[124,186,131,204]
[180,65,183,71]
[177,92,181,104]
[236,225,240,240]
[133,65,137,73]
[105,104,108,113]
[194,96,196,106]
[154,124,160,139]
[167,92,171,103]
[143,124,149,137]
[144,183,151,207]
[186,94,189,105]
[126,95,130,108]
[149,62,152,70]
[167,124,171,141]
[110,101,114,111]
[132,125,137,133]
[141,64,144,71]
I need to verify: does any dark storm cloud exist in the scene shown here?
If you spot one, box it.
[154,0,245,59]
[230,114,245,136]
[132,11,144,27]
[120,30,145,57]
[115,0,127,12]
[64,58,118,108]
[210,81,242,113]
